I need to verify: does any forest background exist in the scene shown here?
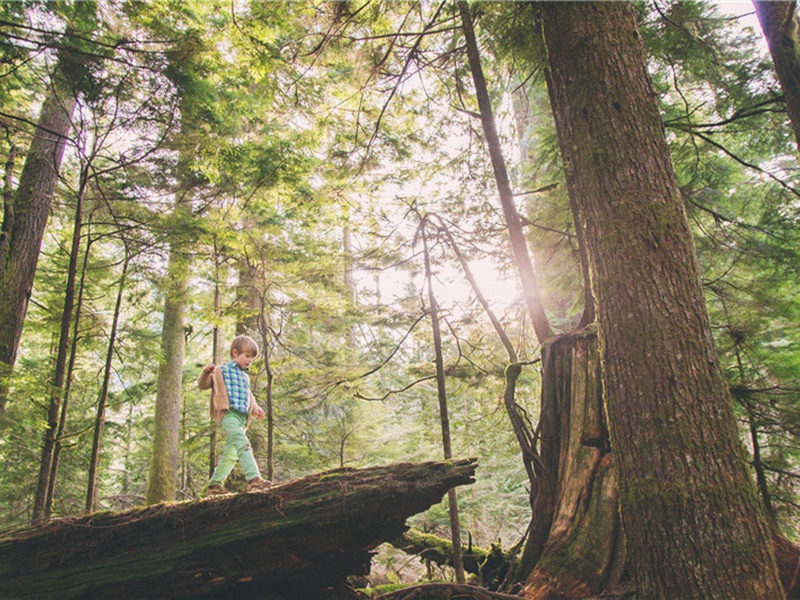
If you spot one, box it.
[0,0,797,589]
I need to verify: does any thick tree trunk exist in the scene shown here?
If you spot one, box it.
[0,459,477,600]
[542,3,784,598]
[145,239,189,504]
[0,6,95,414]
[754,0,800,152]
[458,6,621,597]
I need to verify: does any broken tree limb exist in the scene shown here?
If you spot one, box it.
[0,458,477,599]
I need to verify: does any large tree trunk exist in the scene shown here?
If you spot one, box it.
[458,6,622,597]
[542,3,784,598]
[145,237,189,504]
[754,0,800,152]
[0,459,477,600]
[0,4,96,415]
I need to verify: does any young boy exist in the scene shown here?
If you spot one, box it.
[198,334,272,495]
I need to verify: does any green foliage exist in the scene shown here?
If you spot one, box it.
[0,0,797,570]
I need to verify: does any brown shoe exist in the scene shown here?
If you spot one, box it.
[246,477,272,492]
[206,484,227,497]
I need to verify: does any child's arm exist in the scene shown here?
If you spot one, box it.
[248,392,266,420]
[198,364,215,390]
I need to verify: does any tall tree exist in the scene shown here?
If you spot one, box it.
[541,3,783,598]
[458,4,621,596]
[0,2,97,415]
[754,0,800,151]
[145,204,191,504]
[145,28,205,504]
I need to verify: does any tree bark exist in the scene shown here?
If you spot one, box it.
[145,235,189,504]
[541,3,784,598]
[458,6,622,596]
[0,5,95,414]
[145,42,200,503]
[754,0,800,152]
[519,330,625,599]
[0,459,477,600]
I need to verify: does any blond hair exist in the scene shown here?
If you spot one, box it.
[230,334,259,357]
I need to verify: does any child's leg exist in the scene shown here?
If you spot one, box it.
[222,412,261,481]
[209,413,242,485]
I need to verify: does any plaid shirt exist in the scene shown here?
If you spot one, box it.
[220,361,250,413]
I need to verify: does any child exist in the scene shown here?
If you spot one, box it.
[198,334,272,495]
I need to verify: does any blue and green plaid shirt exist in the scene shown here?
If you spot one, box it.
[221,361,250,413]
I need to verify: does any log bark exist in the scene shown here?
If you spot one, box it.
[0,459,477,599]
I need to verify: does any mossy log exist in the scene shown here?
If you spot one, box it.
[389,528,513,589]
[0,458,477,600]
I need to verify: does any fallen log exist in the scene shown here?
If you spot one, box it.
[0,458,477,599]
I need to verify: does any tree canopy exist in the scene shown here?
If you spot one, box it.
[0,1,797,598]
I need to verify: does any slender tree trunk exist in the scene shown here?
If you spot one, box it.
[86,252,129,513]
[754,0,800,152]
[343,222,359,349]
[458,1,552,344]
[45,225,93,518]
[733,343,778,521]
[541,3,784,598]
[254,294,275,482]
[420,218,466,585]
[209,247,225,479]
[31,171,88,523]
[0,4,96,415]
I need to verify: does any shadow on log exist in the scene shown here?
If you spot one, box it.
[0,459,477,599]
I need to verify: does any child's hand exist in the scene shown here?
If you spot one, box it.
[253,405,266,420]
[203,364,216,374]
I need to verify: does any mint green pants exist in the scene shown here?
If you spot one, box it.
[209,411,261,484]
